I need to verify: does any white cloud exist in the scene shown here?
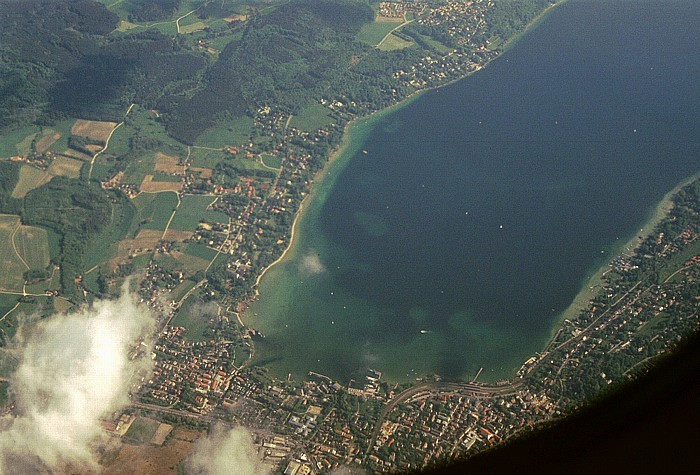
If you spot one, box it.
[186,424,268,475]
[0,289,155,474]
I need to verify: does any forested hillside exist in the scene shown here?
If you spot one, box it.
[1,0,554,144]
[0,0,208,126]
[166,0,378,143]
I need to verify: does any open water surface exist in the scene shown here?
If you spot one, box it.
[247,0,700,382]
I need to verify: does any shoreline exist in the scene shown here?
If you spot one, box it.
[247,2,578,307]
[501,0,571,53]
[486,174,700,384]
[548,171,700,341]
[249,92,426,302]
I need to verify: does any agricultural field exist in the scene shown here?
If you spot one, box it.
[190,166,214,179]
[83,194,136,270]
[15,225,50,271]
[0,309,20,342]
[658,240,700,282]
[71,119,118,144]
[103,428,202,475]
[60,148,93,162]
[0,217,28,290]
[152,173,182,182]
[195,116,254,149]
[95,120,131,159]
[190,148,226,169]
[0,122,75,159]
[261,154,283,169]
[11,157,88,199]
[123,417,161,445]
[95,111,187,186]
[356,20,400,46]
[206,32,242,52]
[163,229,195,242]
[0,381,9,408]
[169,279,198,303]
[0,294,20,321]
[103,107,185,159]
[225,157,276,175]
[378,33,414,51]
[44,120,75,155]
[116,20,139,32]
[184,243,219,262]
[35,131,62,155]
[46,157,84,179]
[88,163,115,182]
[154,152,185,175]
[139,175,183,193]
[150,423,173,446]
[0,126,42,157]
[53,296,74,314]
[290,103,336,132]
[179,21,207,34]
[170,195,228,232]
[130,192,179,234]
[117,229,162,262]
[416,33,453,54]
[123,153,157,186]
[11,165,52,199]
[0,215,50,290]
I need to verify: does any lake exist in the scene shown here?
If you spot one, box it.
[246,0,700,383]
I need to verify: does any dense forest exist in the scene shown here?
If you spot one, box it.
[0,0,118,126]
[0,0,431,144]
[127,0,183,22]
[0,0,208,126]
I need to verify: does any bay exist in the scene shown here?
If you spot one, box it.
[246,0,700,383]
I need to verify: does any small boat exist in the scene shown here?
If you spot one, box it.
[362,149,368,155]
[420,329,430,334]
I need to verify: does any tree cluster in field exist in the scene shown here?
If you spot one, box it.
[0,162,22,214]
[67,135,103,156]
[22,177,113,299]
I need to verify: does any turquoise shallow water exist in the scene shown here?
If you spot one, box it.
[247,0,700,383]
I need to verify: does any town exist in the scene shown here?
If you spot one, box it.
[0,1,697,473]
